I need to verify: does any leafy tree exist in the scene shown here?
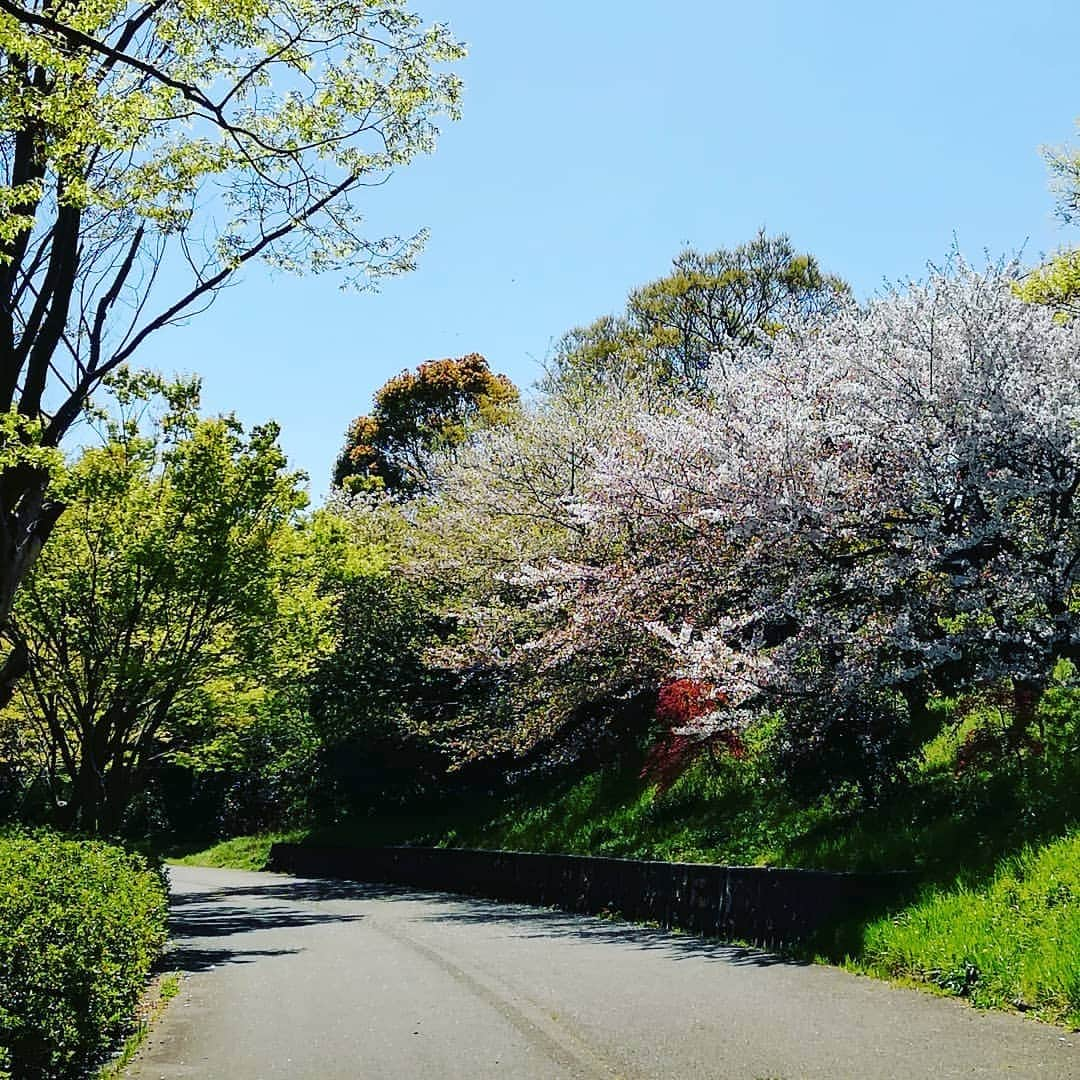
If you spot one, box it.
[395,388,672,773]
[1015,250,1080,321]
[3,381,316,832]
[421,262,1080,794]
[0,0,464,697]
[333,353,519,493]
[1016,123,1080,320]
[545,231,849,398]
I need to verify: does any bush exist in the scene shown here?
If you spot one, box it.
[0,832,169,1079]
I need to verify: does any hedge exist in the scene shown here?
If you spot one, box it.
[0,832,169,1079]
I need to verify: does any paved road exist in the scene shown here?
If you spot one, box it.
[129,864,1079,1079]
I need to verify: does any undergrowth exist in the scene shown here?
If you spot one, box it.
[856,832,1080,1027]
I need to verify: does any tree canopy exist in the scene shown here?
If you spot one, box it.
[402,262,1080,791]
[1015,120,1080,320]
[3,380,317,832]
[333,353,519,493]
[545,231,849,399]
[0,0,463,690]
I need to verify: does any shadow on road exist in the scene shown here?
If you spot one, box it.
[169,878,420,906]
[165,879,371,972]
[166,943,303,973]
[169,872,806,971]
[415,900,805,968]
[171,901,364,939]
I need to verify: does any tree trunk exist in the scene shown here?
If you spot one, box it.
[0,465,65,704]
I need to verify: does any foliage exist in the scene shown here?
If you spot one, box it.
[306,559,456,811]
[328,258,1080,803]
[861,833,1080,1027]
[333,353,519,493]
[280,674,1080,876]
[545,231,849,398]
[2,380,321,833]
[0,0,464,666]
[1013,121,1080,320]
[1014,249,1080,321]
[1044,121,1080,226]
[640,679,743,793]
[0,831,168,1079]
[97,971,181,1080]
[171,831,300,872]
[402,385,670,772]
[511,263,1080,792]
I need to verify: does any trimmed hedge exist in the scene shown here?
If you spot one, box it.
[0,832,169,1079]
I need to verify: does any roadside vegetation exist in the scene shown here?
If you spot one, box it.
[2,0,1080,1047]
[179,678,1080,1026]
[172,832,304,873]
[0,833,168,1080]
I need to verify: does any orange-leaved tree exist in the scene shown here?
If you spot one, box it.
[334,354,519,494]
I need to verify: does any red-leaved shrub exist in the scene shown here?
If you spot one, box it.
[642,679,745,792]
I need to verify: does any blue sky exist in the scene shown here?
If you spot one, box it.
[139,0,1080,498]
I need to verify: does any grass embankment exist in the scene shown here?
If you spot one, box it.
[859,833,1080,1027]
[179,689,1080,1027]
[0,832,169,1079]
[170,830,305,872]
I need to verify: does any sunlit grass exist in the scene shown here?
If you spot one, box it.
[857,832,1080,1027]
[170,831,304,872]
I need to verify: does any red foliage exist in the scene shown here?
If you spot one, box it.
[954,725,1045,776]
[641,679,745,793]
[655,678,721,727]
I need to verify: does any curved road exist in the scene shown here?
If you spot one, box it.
[129,864,1079,1079]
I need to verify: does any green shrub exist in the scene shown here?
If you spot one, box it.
[0,832,169,1079]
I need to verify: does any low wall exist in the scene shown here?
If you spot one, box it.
[268,844,913,947]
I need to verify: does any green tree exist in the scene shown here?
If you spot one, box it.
[1014,250,1080,320]
[546,231,849,398]
[1015,123,1080,320]
[333,353,519,493]
[4,381,315,833]
[0,0,464,696]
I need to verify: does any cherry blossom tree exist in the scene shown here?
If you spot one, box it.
[426,262,1080,788]
[568,262,1080,786]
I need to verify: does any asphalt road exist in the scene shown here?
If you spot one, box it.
[128,864,1079,1079]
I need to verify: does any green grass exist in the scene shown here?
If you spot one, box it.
[855,832,1080,1027]
[169,831,304,871]
[445,688,1080,880]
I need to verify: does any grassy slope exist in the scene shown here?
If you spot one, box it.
[177,689,1080,1026]
[169,831,305,872]
[858,833,1080,1027]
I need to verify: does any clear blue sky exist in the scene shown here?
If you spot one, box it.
[139,0,1080,498]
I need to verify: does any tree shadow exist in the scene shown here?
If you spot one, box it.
[170,877,440,906]
[414,897,808,968]
[164,876,378,971]
[167,871,815,971]
[165,943,302,973]
[170,902,364,939]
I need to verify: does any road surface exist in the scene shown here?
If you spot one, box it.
[128,864,1079,1079]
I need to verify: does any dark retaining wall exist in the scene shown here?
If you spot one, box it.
[268,844,913,947]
